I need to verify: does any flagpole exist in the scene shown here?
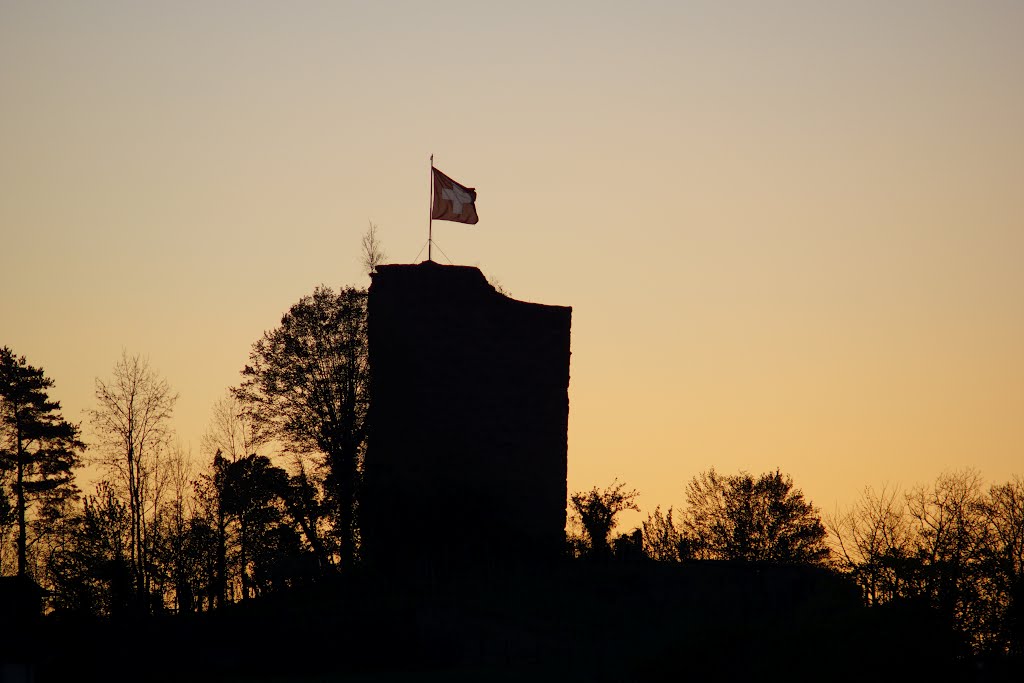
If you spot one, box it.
[428,154,433,262]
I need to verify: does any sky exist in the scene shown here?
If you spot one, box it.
[2,1,1023,530]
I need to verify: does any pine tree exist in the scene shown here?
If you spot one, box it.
[0,347,84,577]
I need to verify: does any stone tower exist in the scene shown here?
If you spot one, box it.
[362,261,571,572]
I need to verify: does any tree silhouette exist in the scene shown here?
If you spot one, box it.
[220,454,294,598]
[905,469,990,653]
[194,451,232,607]
[201,391,260,463]
[89,351,177,608]
[361,221,387,275]
[985,476,1024,653]
[47,480,131,616]
[0,347,84,578]
[828,484,912,605]
[569,480,639,558]
[235,286,368,568]
[641,506,681,561]
[680,468,829,564]
[281,464,333,573]
[830,470,1024,653]
[155,442,196,613]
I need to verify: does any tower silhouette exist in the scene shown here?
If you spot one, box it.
[362,262,571,573]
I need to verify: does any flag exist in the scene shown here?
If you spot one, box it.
[431,167,479,224]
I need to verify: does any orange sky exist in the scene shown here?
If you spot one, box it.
[2,1,1022,530]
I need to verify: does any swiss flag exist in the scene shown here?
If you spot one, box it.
[431,167,478,224]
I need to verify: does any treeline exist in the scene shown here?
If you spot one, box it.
[0,285,368,616]
[2,273,1023,660]
[830,471,1024,656]
[568,469,1024,657]
[568,470,830,565]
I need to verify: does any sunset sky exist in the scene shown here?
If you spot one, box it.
[3,1,1022,528]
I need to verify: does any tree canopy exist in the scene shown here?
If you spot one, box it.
[830,470,1024,654]
[234,285,369,567]
[569,479,639,558]
[0,347,84,577]
[679,468,829,565]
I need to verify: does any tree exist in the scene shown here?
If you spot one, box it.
[984,477,1024,652]
[89,351,177,606]
[234,286,369,568]
[679,468,830,564]
[201,391,260,463]
[905,469,990,652]
[47,481,132,616]
[641,506,681,562]
[192,451,311,603]
[569,479,639,558]
[194,451,232,607]
[828,484,913,605]
[0,347,84,578]
[220,454,293,599]
[830,470,1018,654]
[281,462,334,573]
[177,515,219,612]
[195,392,263,606]
[155,441,195,613]
[361,221,387,275]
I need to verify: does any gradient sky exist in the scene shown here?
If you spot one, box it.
[3,1,1022,529]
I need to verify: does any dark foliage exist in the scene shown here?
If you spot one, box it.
[0,347,84,578]
[47,481,131,616]
[569,480,639,558]
[641,506,681,561]
[831,470,1024,654]
[234,286,368,568]
[220,454,305,597]
[679,468,830,564]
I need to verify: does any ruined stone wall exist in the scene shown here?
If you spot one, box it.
[362,262,571,571]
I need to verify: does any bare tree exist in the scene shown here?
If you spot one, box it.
[984,476,1024,652]
[906,469,991,650]
[89,351,177,607]
[642,506,681,561]
[832,470,1013,653]
[986,477,1024,578]
[201,391,261,463]
[828,484,912,605]
[361,221,387,275]
[164,440,193,612]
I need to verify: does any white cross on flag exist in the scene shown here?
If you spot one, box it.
[431,167,479,224]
